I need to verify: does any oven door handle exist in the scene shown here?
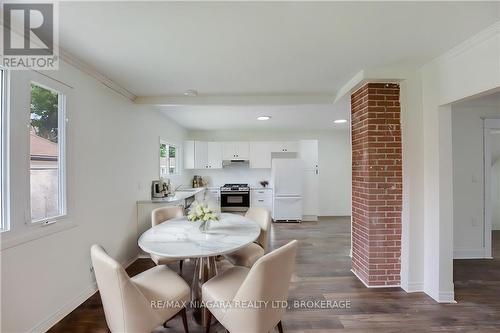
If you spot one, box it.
[221,191,249,194]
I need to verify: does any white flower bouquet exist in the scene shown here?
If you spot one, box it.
[187,201,219,232]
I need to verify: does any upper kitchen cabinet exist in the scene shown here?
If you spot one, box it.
[194,141,208,169]
[222,142,250,160]
[271,141,298,153]
[250,142,272,168]
[207,142,223,168]
[185,141,223,169]
[299,140,319,169]
[184,140,195,169]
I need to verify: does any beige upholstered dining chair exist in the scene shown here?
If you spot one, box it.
[203,240,298,333]
[224,207,271,267]
[90,245,190,333]
[150,205,185,272]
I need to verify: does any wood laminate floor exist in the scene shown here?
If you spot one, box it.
[48,217,500,333]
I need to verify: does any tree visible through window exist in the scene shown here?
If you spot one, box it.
[30,83,66,222]
[160,141,178,177]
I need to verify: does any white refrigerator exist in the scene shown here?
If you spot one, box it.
[271,158,304,222]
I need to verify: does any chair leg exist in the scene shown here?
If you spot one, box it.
[180,307,189,333]
[179,259,184,274]
[277,321,284,333]
[205,309,212,333]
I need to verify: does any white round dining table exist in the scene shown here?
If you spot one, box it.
[138,212,261,326]
[138,213,261,259]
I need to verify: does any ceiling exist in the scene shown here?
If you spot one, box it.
[59,2,500,97]
[157,96,350,130]
[57,2,499,130]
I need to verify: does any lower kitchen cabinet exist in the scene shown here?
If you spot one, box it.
[205,188,221,209]
[250,188,273,213]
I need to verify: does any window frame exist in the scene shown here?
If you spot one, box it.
[159,138,180,178]
[0,67,10,232]
[28,81,67,225]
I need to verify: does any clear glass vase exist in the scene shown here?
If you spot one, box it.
[198,220,211,233]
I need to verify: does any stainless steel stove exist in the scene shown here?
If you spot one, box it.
[220,183,251,192]
[220,184,250,212]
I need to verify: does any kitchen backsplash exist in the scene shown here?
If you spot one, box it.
[185,166,271,188]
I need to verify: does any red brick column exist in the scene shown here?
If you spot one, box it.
[351,83,402,287]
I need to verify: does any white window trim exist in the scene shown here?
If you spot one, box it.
[0,67,10,233]
[159,138,181,178]
[28,81,67,225]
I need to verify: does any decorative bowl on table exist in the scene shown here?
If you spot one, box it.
[187,201,219,233]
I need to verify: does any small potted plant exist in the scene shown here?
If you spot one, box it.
[260,180,269,188]
[187,201,219,233]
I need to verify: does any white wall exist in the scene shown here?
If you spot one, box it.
[187,129,351,216]
[493,141,500,230]
[451,105,500,258]
[0,61,188,332]
[400,72,425,292]
[418,21,500,302]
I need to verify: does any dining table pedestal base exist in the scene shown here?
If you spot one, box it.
[191,256,217,327]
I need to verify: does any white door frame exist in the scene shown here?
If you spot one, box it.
[484,118,500,258]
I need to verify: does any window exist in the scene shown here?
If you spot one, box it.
[160,140,179,178]
[0,68,8,231]
[30,83,66,223]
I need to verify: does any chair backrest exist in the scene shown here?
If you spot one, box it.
[151,205,184,227]
[245,207,271,251]
[90,245,159,333]
[228,240,298,333]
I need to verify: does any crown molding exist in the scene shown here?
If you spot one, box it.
[431,20,500,66]
[59,48,137,101]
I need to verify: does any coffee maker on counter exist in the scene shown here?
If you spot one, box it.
[151,178,172,198]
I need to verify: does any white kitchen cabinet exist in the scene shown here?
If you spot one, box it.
[250,188,273,213]
[299,140,319,169]
[207,142,222,169]
[302,169,319,221]
[250,142,273,168]
[194,141,208,169]
[222,142,250,160]
[299,140,319,221]
[186,141,222,169]
[184,140,195,169]
[271,141,298,153]
[205,188,221,209]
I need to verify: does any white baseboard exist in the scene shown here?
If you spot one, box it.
[29,254,139,333]
[302,215,318,221]
[29,283,98,333]
[453,248,489,259]
[402,281,424,293]
[438,291,457,303]
[350,269,400,288]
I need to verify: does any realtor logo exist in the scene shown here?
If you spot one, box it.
[1,2,59,70]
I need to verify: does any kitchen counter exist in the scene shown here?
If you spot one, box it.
[137,187,205,204]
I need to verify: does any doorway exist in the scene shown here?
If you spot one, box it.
[485,119,500,258]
